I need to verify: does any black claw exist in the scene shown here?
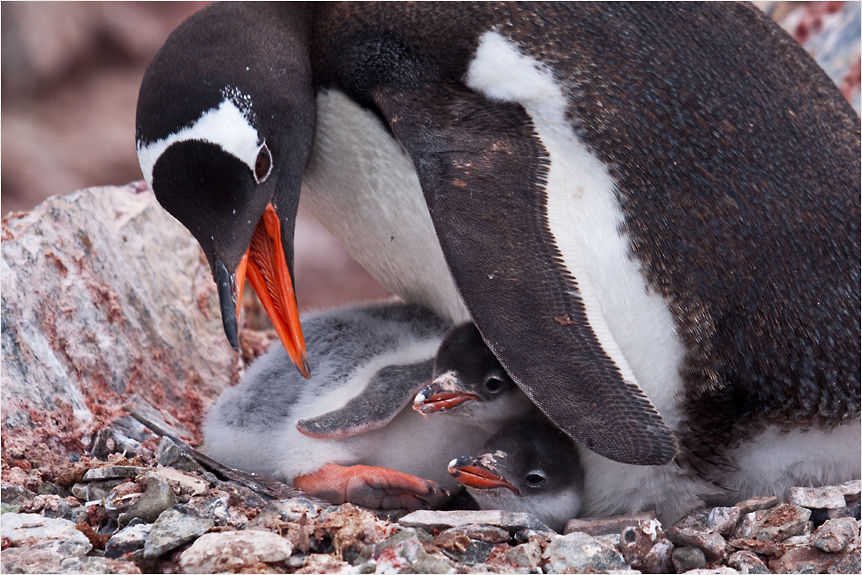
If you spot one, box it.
[215,259,239,351]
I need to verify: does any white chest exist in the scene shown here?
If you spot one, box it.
[300,90,470,324]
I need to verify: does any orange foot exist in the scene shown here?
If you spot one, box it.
[294,463,449,510]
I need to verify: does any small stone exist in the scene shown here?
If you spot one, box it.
[71,479,123,502]
[440,524,510,544]
[439,537,494,565]
[0,512,92,555]
[1,485,35,506]
[180,495,230,526]
[120,474,176,524]
[564,511,657,536]
[543,531,626,573]
[142,508,214,559]
[105,522,153,558]
[367,529,455,574]
[666,526,727,562]
[104,483,145,521]
[681,568,740,574]
[506,540,543,570]
[826,550,861,574]
[36,482,69,498]
[90,427,149,460]
[750,504,811,542]
[786,482,860,510]
[619,519,673,573]
[675,506,741,537]
[144,467,209,502]
[672,546,707,572]
[810,517,859,553]
[728,537,781,556]
[2,503,20,514]
[768,545,836,573]
[82,466,142,481]
[246,497,322,527]
[154,437,204,472]
[179,530,293,573]
[0,547,143,574]
[734,512,756,539]
[399,509,552,533]
[727,550,770,574]
[735,496,780,514]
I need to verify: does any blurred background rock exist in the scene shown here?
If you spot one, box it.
[2,2,858,313]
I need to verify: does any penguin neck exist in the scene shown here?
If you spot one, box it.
[299,89,470,324]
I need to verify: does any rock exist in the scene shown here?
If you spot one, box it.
[439,524,510,544]
[672,546,707,572]
[728,537,781,557]
[142,467,208,502]
[768,545,838,574]
[294,553,352,574]
[734,496,780,515]
[1,485,35,506]
[399,509,552,534]
[810,517,859,553]
[786,484,855,510]
[619,518,673,573]
[36,482,69,498]
[564,511,657,536]
[749,504,811,542]
[666,526,726,563]
[2,186,235,470]
[90,425,153,460]
[120,473,176,524]
[505,539,544,571]
[104,482,145,521]
[180,494,229,526]
[358,528,455,574]
[438,536,495,565]
[142,508,213,559]
[246,497,323,527]
[826,550,861,574]
[727,550,770,574]
[543,531,627,573]
[154,437,204,472]
[681,568,740,575]
[178,530,293,573]
[0,547,143,574]
[22,493,88,524]
[0,512,92,555]
[105,522,153,558]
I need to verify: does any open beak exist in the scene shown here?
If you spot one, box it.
[448,456,520,494]
[218,202,310,378]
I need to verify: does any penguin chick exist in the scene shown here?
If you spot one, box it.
[414,322,537,425]
[449,419,584,532]
[203,302,527,510]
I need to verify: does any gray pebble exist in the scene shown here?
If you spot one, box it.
[810,516,859,553]
[142,509,213,559]
[0,513,92,556]
[82,466,142,481]
[120,474,176,525]
[105,522,153,558]
[727,550,770,574]
[672,546,707,572]
[543,531,626,573]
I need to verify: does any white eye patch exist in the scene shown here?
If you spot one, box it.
[137,98,263,190]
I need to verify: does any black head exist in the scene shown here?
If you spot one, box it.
[433,322,518,401]
[136,3,315,369]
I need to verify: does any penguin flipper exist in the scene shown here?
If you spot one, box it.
[296,359,433,439]
[374,85,677,466]
[294,463,449,510]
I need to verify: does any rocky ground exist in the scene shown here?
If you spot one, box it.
[2,412,860,574]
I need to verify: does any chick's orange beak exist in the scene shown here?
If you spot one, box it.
[235,203,310,378]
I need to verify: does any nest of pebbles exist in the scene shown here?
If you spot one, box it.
[2,412,859,574]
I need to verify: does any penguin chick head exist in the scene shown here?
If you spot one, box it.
[135,3,315,374]
[413,323,535,424]
[448,419,584,532]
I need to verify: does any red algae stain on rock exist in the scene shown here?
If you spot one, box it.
[2,186,237,468]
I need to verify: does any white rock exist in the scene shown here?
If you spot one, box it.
[0,512,92,556]
[179,530,293,573]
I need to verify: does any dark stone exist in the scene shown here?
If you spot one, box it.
[564,511,657,536]
[2,485,36,506]
[666,526,727,562]
[105,523,153,559]
[727,550,771,574]
[671,546,707,572]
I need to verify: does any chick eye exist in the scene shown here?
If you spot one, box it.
[485,377,504,393]
[254,143,272,183]
[525,472,546,486]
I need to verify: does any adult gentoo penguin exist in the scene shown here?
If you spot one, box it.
[449,419,584,532]
[203,302,536,508]
[138,4,860,517]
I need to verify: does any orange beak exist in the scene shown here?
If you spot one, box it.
[234,203,310,378]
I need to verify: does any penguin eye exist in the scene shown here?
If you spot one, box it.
[254,144,272,183]
[485,376,504,393]
[525,471,546,486]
